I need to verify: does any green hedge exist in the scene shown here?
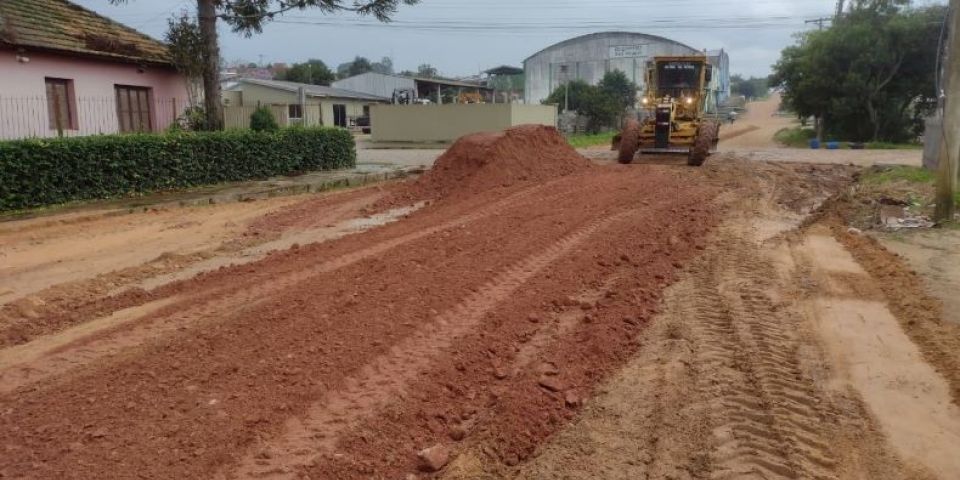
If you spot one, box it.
[0,127,355,211]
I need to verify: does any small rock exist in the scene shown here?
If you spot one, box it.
[493,367,509,380]
[538,375,563,392]
[417,444,450,472]
[527,313,541,323]
[448,425,467,441]
[847,227,863,235]
[564,391,582,408]
[579,301,594,311]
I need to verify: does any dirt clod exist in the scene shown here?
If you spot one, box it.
[448,425,467,442]
[538,376,563,392]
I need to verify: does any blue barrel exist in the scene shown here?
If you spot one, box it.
[826,141,840,150]
[809,139,821,149]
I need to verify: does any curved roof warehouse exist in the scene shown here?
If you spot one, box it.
[523,32,729,106]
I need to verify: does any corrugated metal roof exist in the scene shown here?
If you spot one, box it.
[0,0,172,65]
[334,71,490,90]
[232,78,390,102]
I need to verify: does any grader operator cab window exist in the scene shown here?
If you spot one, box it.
[657,62,701,97]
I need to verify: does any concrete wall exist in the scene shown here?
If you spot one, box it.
[523,32,700,105]
[0,48,188,139]
[370,104,557,143]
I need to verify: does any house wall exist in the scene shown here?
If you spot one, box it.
[0,49,189,139]
[370,104,557,143]
[227,83,375,128]
[227,83,322,107]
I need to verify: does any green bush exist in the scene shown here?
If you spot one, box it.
[0,127,355,211]
[250,106,279,132]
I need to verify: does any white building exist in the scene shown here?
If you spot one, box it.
[523,32,730,106]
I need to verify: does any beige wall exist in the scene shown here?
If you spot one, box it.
[227,83,322,107]
[370,104,558,143]
[222,83,377,129]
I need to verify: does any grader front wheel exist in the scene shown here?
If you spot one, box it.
[618,119,640,164]
[688,122,719,167]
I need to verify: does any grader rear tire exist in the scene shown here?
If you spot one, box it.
[688,121,719,167]
[618,119,640,164]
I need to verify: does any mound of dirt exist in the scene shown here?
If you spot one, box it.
[385,125,592,205]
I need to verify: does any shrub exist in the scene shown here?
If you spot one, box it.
[0,127,355,211]
[250,106,279,132]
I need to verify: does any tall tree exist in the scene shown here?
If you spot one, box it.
[417,64,439,78]
[597,70,637,110]
[372,57,394,75]
[544,80,621,132]
[112,0,418,130]
[164,14,204,109]
[730,74,769,99]
[772,3,944,142]
[338,56,374,78]
[278,59,335,85]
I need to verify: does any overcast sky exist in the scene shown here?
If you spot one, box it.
[71,0,931,78]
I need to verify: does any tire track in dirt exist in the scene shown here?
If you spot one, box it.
[2,167,693,480]
[0,182,567,395]
[694,240,838,480]
[0,181,553,351]
[307,194,719,479]
[224,210,633,479]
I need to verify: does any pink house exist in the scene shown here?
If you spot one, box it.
[0,0,190,140]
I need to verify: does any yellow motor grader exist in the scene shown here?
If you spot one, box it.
[614,55,720,166]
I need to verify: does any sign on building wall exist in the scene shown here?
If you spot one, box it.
[609,44,648,59]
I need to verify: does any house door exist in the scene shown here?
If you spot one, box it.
[333,104,347,128]
[115,85,153,133]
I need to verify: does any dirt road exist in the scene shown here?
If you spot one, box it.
[720,95,922,167]
[1,126,956,479]
[720,93,792,149]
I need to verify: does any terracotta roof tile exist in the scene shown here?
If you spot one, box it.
[0,0,172,65]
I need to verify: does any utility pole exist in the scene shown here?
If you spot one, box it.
[935,1,959,222]
[835,0,845,20]
[805,17,832,30]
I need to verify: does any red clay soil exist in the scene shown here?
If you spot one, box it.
[0,188,388,350]
[0,164,719,479]
[382,125,591,207]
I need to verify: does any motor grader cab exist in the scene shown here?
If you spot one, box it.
[614,55,720,166]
